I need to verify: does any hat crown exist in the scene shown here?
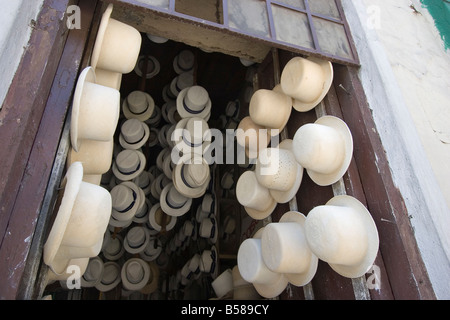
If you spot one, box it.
[176,72,195,91]
[127,91,148,114]
[126,261,145,284]
[249,89,292,129]
[102,263,119,285]
[293,123,345,174]
[105,237,122,256]
[166,185,188,207]
[111,184,134,211]
[116,150,141,173]
[177,50,195,70]
[256,148,298,191]
[184,162,209,187]
[280,57,325,103]
[305,205,369,266]
[121,119,146,144]
[236,171,273,212]
[84,258,103,281]
[185,86,209,111]
[236,116,270,151]
[184,118,208,144]
[199,217,215,239]
[127,227,147,248]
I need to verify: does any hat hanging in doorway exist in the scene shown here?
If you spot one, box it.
[199,246,218,279]
[112,149,146,181]
[173,49,195,74]
[119,118,150,150]
[232,265,261,300]
[146,33,169,44]
[141,261,160,295]
[70,66,120,152]
[95,261,122,292]
[212,268,234,299]
[173,117,211,155]
[123,226,151,255]
[305,195,379,278]
[255,141,303,204]
[122,90,156,122]
[249,87,292,136]
[91,4,141,74]
[110,181,145,223]
[160,182,193,217]
[134,55,160,79]
[67,139,114,175]
[145,104,162,127]
[81,256,104,288]
[43,162,111,275]
[237,227,289,299]
[133,170,154,197]
[176,85,212,120]
[292,115,353,186]
[236,116,271,160]
[94,68,122,91]
[140,237,162,262]
[173,154,211,199]
[150,173,171,200]
[236,171,277,220]
[133,197,152,224]
[261,211,318,287]
[280,56,334,112]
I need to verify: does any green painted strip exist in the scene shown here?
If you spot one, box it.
[420,0,450,50]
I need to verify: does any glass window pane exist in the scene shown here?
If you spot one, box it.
[274,0,305,10]
[135,0,169,10]
[312,17,352,59]
[228,0,270,38]
[272,5,314,49]
[308,0,340,20]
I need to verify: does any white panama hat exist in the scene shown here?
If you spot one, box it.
[255,144,303,204]
[237,227,288,299]
[121,258,151,292]
[112,149,146,181]
[133,171,154,197]
[110,181,144,223]
[212,269,234,299]
[147,127,160,148]
[134,55,160,79]
[199,214,218,244]
[176,85,212,120]
[91,4,141,74]
[43,162,111,275]
[150,173,171,200]
[172,117,211,155]
[305,195,379,278]
[102,234,125,261]
[119,119,150,150]
[280,56,334,112]
[232,265,261,300]
[124,226,151,255]
[70,66,120,152]
[170,72,195,98]
[199,246,218,279]
[172,153,211,199]
[249,88,292,136]
[67,139,114,175]
[81,256,104,288]
[236,171,277,220]
[145,104,162,127]
[95,261,122,292]
[173,49,195,74]
[236,116,271,159]
[201,193,216,216]
[261,211,318,286]
[160,182,193,217]
[148,203,177,232]
[292,115,353,186]
[140,237,162,262]
[94,68,122,91]
[122,90,156,122]
[133,197,152,224]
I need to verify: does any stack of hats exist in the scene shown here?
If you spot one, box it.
[237,196,379,298]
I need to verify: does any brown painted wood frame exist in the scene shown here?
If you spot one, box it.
[0,0,435,300]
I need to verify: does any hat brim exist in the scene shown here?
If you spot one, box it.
[244,198,277,221]
[119,121,150,150]
[134,55,161,79]
[123,228,151,255]
[176,87,212,120]
[47,257,89,283]
[70,67,96,152]
[149,203,177,232]
[122,92,156,122]
[292,57,334,112]
[90,4,113,70]
[95,261,122,292]
[326,195,379,278]
[278,211,319,286]
[306,116,353,187]
[112,150,147,181]
[43,162,83,268]
[160,183,193,217]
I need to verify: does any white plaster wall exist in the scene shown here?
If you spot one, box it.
[0,0,44,109]
[342,0,450,299]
